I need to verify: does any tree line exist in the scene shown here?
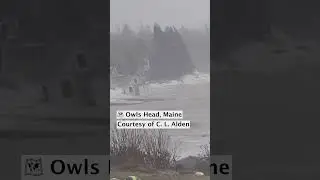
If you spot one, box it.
[111,24,210,80]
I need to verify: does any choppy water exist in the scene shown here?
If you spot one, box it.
[110,72,210,158]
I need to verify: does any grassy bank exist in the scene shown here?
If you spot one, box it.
[110,129,210,179]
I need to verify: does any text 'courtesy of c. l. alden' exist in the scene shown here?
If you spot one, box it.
[116,110,190,129]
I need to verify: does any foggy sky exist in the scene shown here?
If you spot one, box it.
[110,0,210,31]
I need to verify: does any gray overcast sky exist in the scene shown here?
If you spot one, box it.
[110,0,210,31]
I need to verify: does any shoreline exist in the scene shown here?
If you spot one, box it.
[110,153,210,180]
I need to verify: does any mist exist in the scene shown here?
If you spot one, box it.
[110,0,210,31]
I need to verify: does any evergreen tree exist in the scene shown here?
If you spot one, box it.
[122,24,134,38]
[150,25,195,80]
